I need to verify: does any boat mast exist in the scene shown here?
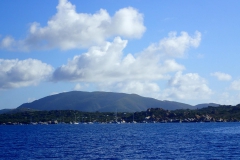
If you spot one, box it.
[133,112,134,122]
[115,109,118,122]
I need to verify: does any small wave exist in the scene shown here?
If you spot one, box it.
[203,126,240,134]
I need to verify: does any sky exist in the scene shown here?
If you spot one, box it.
[1,0,240,109]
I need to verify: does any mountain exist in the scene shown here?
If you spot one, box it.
[0,109,13,114]
[16,91,193,112]
[194,103,220,109]
[0,108,38,114]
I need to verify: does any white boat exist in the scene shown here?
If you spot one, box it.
[114,109,119,124]
[132,113,137,123]
[73,113,79,124]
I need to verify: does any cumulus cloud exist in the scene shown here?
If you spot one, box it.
[0,0,145,51]
[145,31,201,58]
[211,72,232,81]
[52,31,201,82]
[52,30,202,99]
[52,36,186,82]
[1,36,16,48]
[73,83,89,91]
[0,59,53,89]
[51,29,202,98]
[116,81,160,94]
[230,79,240,90]
[97,81,160,98]
[107,7,146,38]
[73,83,82,91]
[162,72,212,100]
[211,92,240,105]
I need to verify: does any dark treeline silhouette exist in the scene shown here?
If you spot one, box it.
[1,104,240,125]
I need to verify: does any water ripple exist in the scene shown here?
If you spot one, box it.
[1,123,240,159]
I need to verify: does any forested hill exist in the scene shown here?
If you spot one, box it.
[17,91,194,112]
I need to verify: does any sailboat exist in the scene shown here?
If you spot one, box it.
[73,113,79,124]
[132,112,137,123]
[113,109,121,124]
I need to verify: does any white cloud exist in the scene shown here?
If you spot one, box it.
[117,81,160,93]
[52,30,202,101]
[98,81,160,98]
[145,31,201,58]
[1,36,15,48]
[230,79,240,90]
[0,0,145,51]
[52,30,201,98]
[162,72,212,100]
[211,72,232,81]
[50,92,60,95]
[28,98,36,103]
[212,92,240,105]
[50,91,67,95]
[0,59,53,89]
[107,7,146,38]
[73,83,82,91]
[52,36,186,82]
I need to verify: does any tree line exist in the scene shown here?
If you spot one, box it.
[1,104,240,124]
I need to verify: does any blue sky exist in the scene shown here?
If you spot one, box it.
[1,0,240,109]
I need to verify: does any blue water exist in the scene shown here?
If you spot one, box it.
[1,123,240,159]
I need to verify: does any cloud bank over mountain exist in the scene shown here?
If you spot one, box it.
[0,0,239,108]
[0,0,208,102]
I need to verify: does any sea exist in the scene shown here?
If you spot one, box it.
[1,123,240,160]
